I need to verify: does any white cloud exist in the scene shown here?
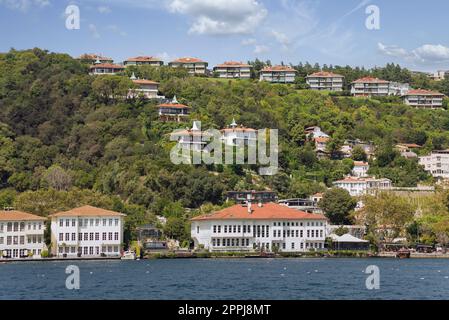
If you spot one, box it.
[88,24,101,39]
[0,0,49,11]
[97,5,111,14]
[254,45,269,55]
[241,38,257,46]
[378,42,449,65]
[270,30,290,50]
[105,24,127,37]
[167,0,267,35]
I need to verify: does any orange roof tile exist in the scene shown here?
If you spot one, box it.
[314,137,330,143]
[405,89,444,96]
[307,71,344,78]
[49,205,125,218]
[261,65,296,72]
[0,210,46,221]
[125,56,163,62]
[157,103,190,109]
[353,161,369,166]
[89,63,124,70]
[191,203,327,221]
[215,61,251,68]
[171,57,206,64]
[132,79,159,85]
[352,76,389,84]
[79,54,113,61]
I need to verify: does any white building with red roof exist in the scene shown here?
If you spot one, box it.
[128,73,163,100]
[49,205,126,258]
[351,76,390,97]
[89,63,125,75]
[306,71,344,91]
[333,177,392,197]
[213,61,251,79]
[259,65,296,84]
[168,57,208,75]
[191,202,327,253]
[221,119,256,146]
[171,121,212,152]
[157,96,190,122]
[403,89,445,108]
[0,210,47,259]
[352,161,369,178]
[124,56,163,67]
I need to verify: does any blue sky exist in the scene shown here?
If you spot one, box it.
[1,0,449,71]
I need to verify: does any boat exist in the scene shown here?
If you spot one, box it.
[396,248,411,259]
[121,250,137,260]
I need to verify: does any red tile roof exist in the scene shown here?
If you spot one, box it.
[89,63,124,70]
[171,57,206,64]
[261,65,296,72]
[49,205,125,218]
[314,137,329,143]
[352,76,389,84]
[353,161,369,166]
[405,89,444,96]
[79,54,113,61]
[215,61,251,68]
[157,103,190,109]
[307,71,344,78]
[191,203,327,221]
[132,79,159,85]
[0,210,46,221]
[125,56,162,63]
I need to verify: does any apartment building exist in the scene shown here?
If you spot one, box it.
[352,161,369,178]
[157,96,190,122]
[0,210,46,259]
[128,73,163,99]
[403,89,445,108]
[50,206,125,258]
[259,65,296,84]
[333,177,392,197]
[191,202,327,253]
[213,61,252,79]
[221,119,256,146]
[123,56,163,67]
[351,77,390,97]
[89,63,125,75]
[306,71,344,91]
[168,57,208,75]
[419,150,449,179]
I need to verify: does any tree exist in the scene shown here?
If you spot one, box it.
[43,165,73,191]
[163,216,189,241]
[351,146,367,162]
[320,188,357,225]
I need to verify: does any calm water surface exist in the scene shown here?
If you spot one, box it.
[0,258,448,300]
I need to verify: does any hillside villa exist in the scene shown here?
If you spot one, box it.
[89,63,125,75]
[78,54,113,64]
[259,65,296,84]
[168,57,208,75]
[352,161,369,178]
[50,206,125,258]
[306,71,344,91]
[191,202,327,253]
[403,89,445,108]
[128,73,164,100]
[221,119,257,146]
[351,77,390,97]
[213,61,252,79]
[0,210,47,259]
[123,56,164,67]
[333,176,392,197]
[157,96,190,122]
[419,150,449,179]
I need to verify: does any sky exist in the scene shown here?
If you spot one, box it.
[1,0,449,72]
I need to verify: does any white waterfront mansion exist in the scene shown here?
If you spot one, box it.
[50,206,125,258]
[333,177,392,197]
[0,210,47,259]
[191,202,327,253]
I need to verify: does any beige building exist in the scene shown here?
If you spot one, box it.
[259,65,296,84]
[124,56,164,67]
[213,61,251,79]
[351,77,390,97]
[306,71,344,91]
[89,63,125,75]
[169,57,208,75]
[403,89,445,108]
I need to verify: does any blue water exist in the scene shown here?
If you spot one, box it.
[0,258,448,300]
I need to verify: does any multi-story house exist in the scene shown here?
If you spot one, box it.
[221,119,256,146]
[191,202,327,253]
[50,205,125,258]
[171,121,211,152]
[168,57,208,75]
[333,177,392,197]
[259,65,296,84]
[306,71,344,91]
[157,96,190,122]
[226,191,278,204]
[89,63,125,75]
[128,73,164,100]
[78,54,113,64]
[419,150,449,179]
[213,61,251,79]
[0,210,46,259]
[351,77,390,97]
[403,89,445,108]
[123,56,163,67]
[352,161,369,178]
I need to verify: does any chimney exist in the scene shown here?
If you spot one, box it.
[247,194,252,214]
[258,202,263,208]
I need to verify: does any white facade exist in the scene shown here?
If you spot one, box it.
[404,89,444,108]
[351,77,390,97]
[352,162,369,178]
[419,150,449,179]
[259,66,296,84]
[306,72,344,91]
[128,74,164,100]
[50,206,125,258]
[333,177,392,197]
[0,211,46,259]
[169,58,208,75]
[214,62,251,79]
[221,119,256,146]
[89,63,124,75]
[124,56,163,67]
[191,203,327,253]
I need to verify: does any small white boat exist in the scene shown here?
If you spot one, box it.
[121,250,136,260]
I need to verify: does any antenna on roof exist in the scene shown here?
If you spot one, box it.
[172,95,178,104]
[130,72,137,80]
[230,118,237,128]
